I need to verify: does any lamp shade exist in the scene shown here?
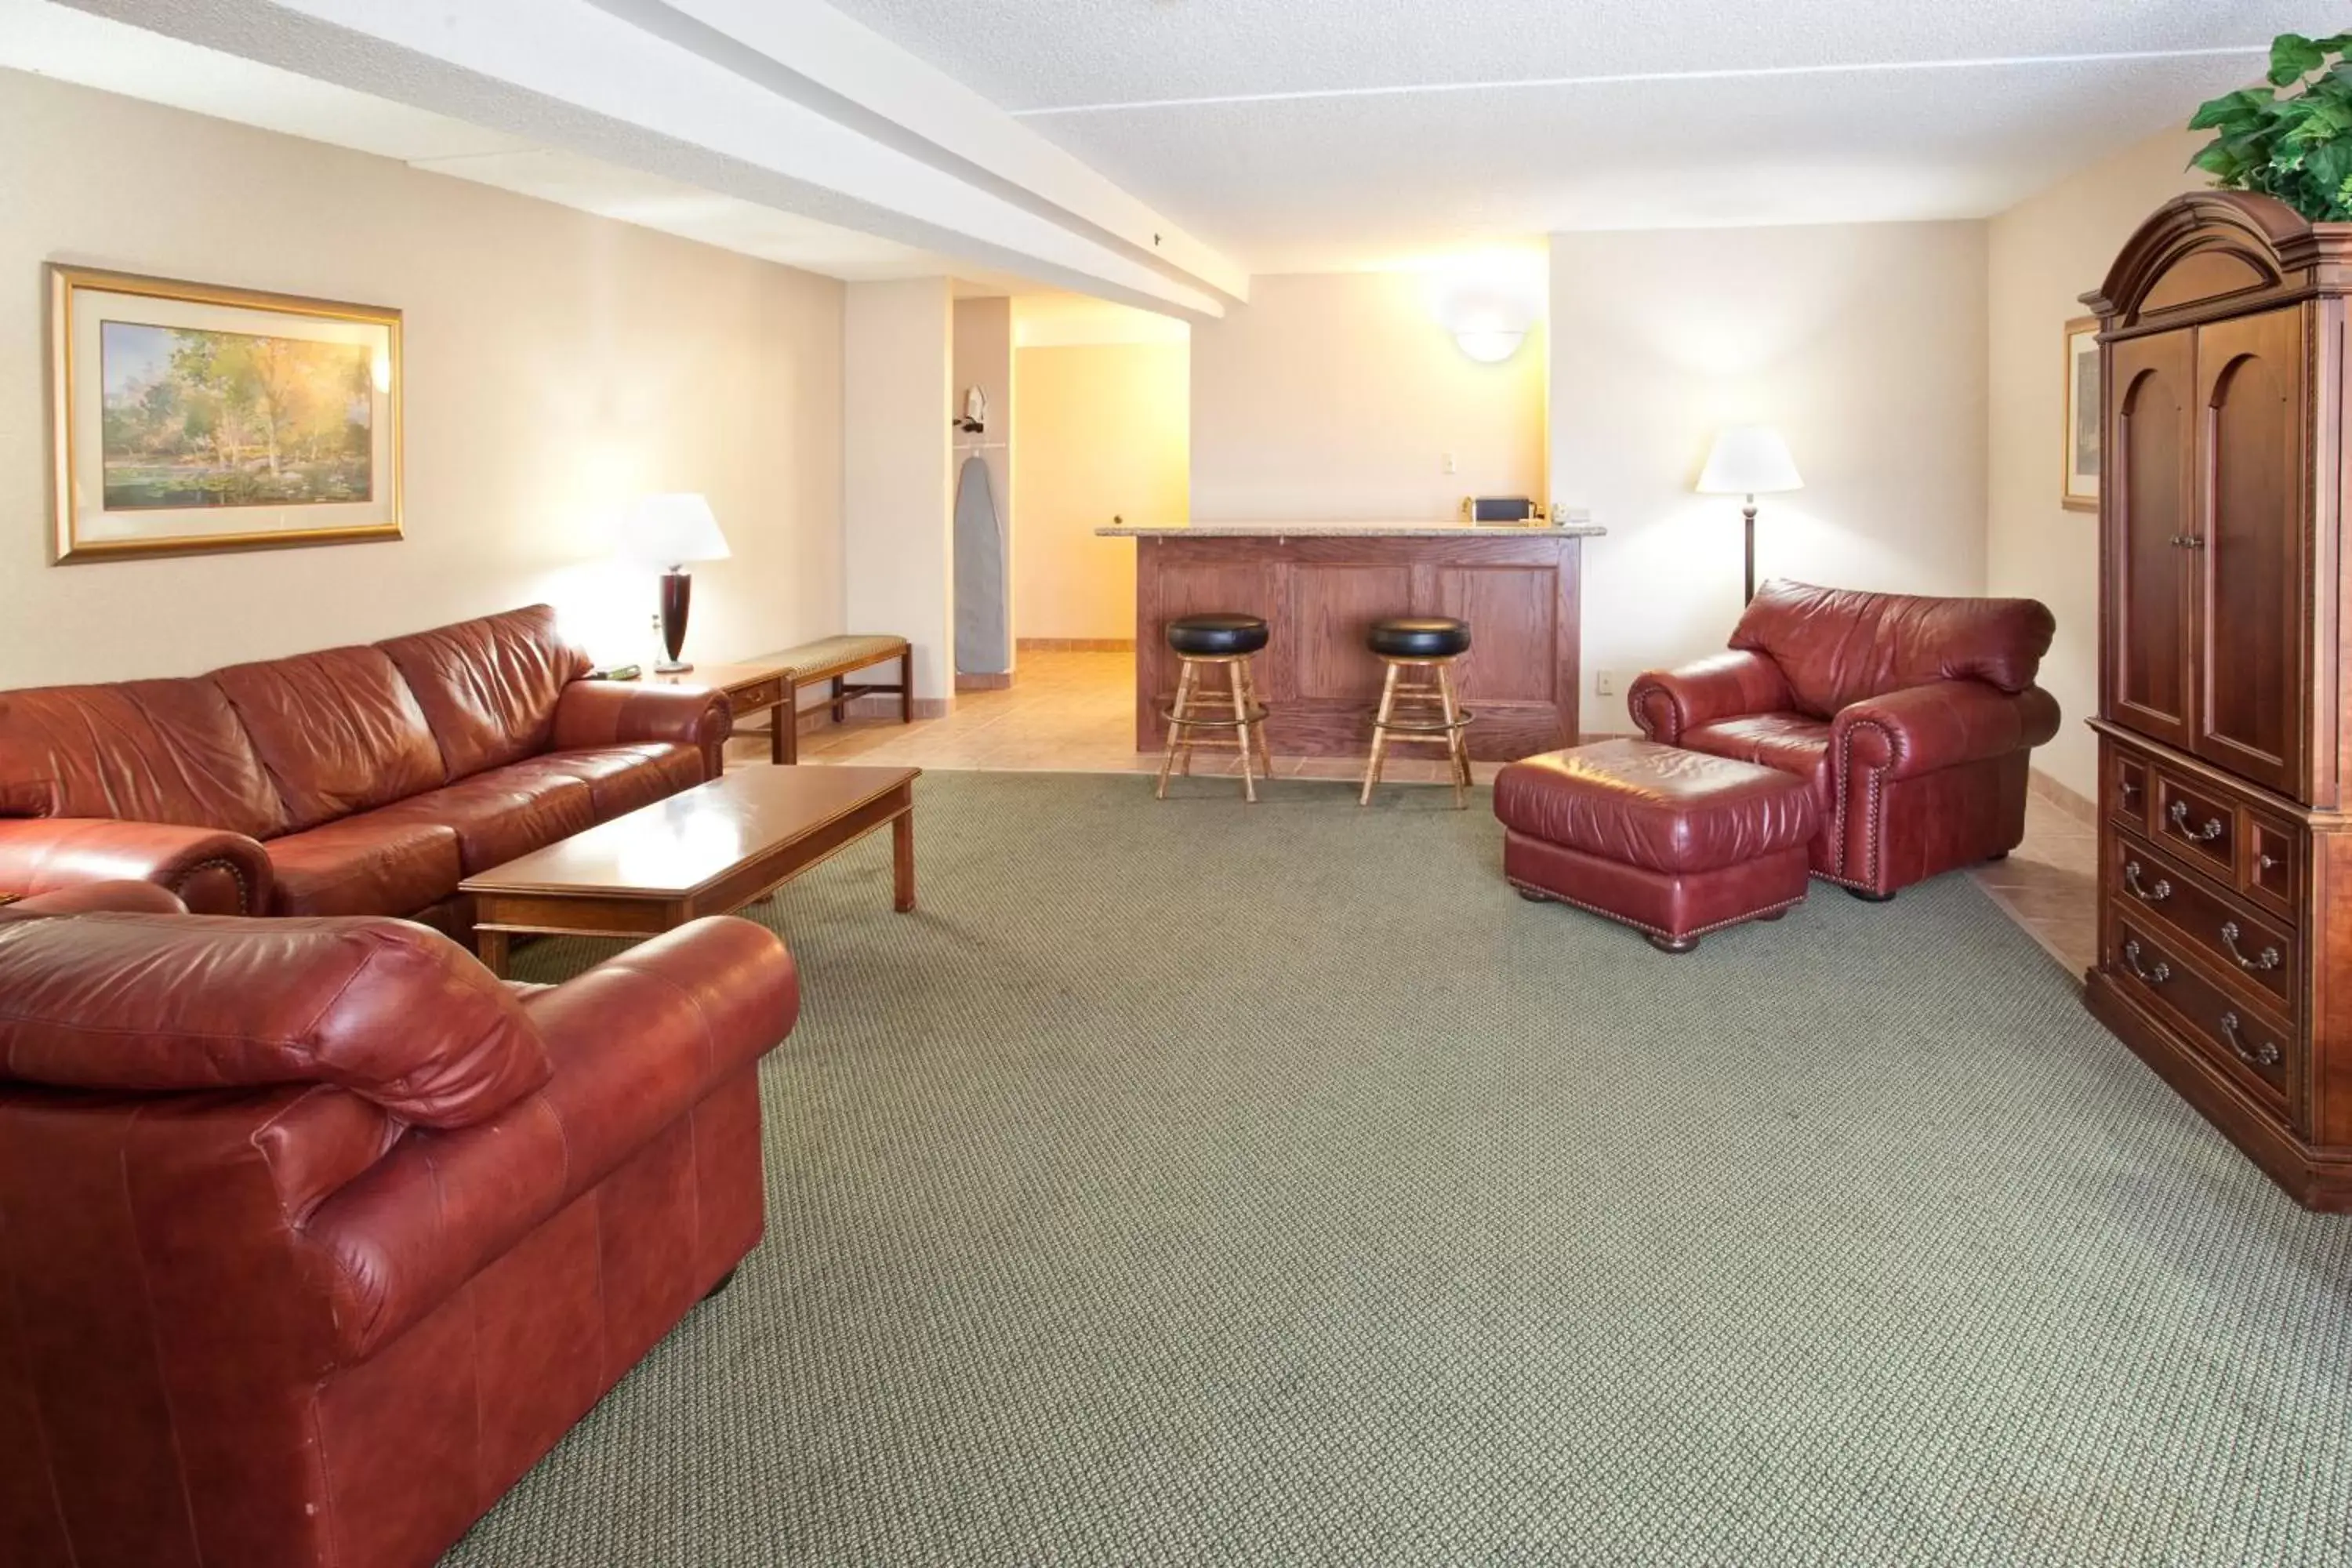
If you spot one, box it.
[617,493,731,567]
[1696,426,1804,496]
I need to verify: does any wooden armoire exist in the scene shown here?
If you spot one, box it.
[2084,191,2352,1209]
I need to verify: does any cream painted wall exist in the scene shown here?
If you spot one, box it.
[1550,220,1990,733]
[1986,128,2205,798]
[0,70,844,688]
[1190,270,1545,521]
[1012,342,1188,641]
[844,277,953,700]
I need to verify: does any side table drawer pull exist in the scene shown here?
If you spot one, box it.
[2168,800,2225,841]
[2122,861,2172,903]
[2122,939,2171,985]
[2220,921,2282,974]
[2220,1011,2283,1069]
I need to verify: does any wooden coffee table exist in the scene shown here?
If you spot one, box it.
[460,764,919,976]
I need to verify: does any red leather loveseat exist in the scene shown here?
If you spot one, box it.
[0,884,800,1568]
[0,605,729,924]
[1628,579,2060,898]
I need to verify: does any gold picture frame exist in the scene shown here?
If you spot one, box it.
[47,265,403,562]
[2061,314,2100,513]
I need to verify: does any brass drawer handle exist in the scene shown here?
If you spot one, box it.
[2219,921,2282,973]
[2168,800,2224,841]
[2122,861,2172,903]
[2122,939,2171,985]
[2220,1011,2283,1069]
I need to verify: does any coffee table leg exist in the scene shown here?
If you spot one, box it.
[893,809,916,913]
[477,928,510,978]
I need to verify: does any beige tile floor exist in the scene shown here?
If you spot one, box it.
[744,649,2095,978]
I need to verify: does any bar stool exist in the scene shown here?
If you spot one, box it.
[1156,613,1275,803]
[1359,616,1473,808]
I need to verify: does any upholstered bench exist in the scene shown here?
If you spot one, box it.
[1494,738,1819,953]
[753,634,913,763]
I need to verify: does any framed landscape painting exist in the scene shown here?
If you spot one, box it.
[48,266,402,561]
[2061,314,2100,513]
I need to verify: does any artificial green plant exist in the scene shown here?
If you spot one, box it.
[2191,31,2352,220]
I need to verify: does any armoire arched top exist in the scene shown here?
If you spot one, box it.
[2080,190,2352,332]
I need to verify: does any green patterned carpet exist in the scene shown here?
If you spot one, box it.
[448,771,2352,1566]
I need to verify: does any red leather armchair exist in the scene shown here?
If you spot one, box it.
[1628,579,2061,898]
[0,606,731,924]
[0,889,800,1568]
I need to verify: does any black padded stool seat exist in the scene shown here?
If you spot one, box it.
[1368,617,1471,659]
[1167,613,1269,656]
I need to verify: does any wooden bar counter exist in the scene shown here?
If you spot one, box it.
[1098,521,1606,761]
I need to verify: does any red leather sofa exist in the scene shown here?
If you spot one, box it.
[0,884,800,1568]
[0,605,730,924]
[1627,579,2060,898]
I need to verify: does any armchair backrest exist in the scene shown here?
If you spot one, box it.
[0,911,550,1126]
[1730,579,2055,719]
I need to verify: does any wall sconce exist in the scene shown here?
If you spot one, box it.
[1432,252,1543,365]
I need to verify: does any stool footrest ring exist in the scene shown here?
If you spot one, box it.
[1369,709,1474,735]
[1160,706,1270,730]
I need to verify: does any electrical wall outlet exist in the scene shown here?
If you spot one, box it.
[1594,670,1620,697]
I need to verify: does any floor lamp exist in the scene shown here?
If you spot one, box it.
[1697,426,1804,604]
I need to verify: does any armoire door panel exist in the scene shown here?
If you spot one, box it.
[2195,307,2307,797]
[2108,330,2197,750]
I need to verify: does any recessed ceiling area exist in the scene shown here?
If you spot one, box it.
[824,0,2299,270]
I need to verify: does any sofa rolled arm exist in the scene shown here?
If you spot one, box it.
[552,680,734,778]
[299,916,798,1361]
[1832,681,2062,782]
[0,818,270,915]
[1626,652,1793,744]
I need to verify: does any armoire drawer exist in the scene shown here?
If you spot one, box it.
[2107,830,2298,1017]
[2110,751,2152,836]
[2108,912,2292,1111]
[2139,754,2303,917]
[2151,768,2237,876]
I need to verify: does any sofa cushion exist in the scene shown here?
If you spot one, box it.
[377,606,590,782]
[268,816,463,918]
[1730,580,2056,718]
[368,760,599,875]
[0,912,550,1127]
[1679,713,1836,820]
[533,743,706,822]
[213,647,446,833]
[0,678,288,838]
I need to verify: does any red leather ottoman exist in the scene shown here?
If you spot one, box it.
[1494,738,1819,953]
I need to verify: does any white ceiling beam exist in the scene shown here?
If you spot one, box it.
[590,0,1247,305]
[52,0,1229,318]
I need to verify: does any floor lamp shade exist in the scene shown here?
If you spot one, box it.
[618,494,731,673]
[1696,426,1802,603]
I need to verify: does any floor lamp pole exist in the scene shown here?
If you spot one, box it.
[1742,497,1758,604]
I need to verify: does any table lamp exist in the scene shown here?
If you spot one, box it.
[618,493,730,673]
[1696,426,1803,604]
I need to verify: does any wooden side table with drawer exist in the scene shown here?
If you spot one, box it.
[655,662,791,765]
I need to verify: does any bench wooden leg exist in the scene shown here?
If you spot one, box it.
[779,678,799,765]
[899,649,913,724]
[830,675,847,723]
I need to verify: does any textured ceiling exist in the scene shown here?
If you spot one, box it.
[823,0,2303,269]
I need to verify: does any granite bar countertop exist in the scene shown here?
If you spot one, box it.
[1094,520,1607,539]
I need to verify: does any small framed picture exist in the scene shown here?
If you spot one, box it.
[47,265,402,562]
[2062,315,2100,513]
